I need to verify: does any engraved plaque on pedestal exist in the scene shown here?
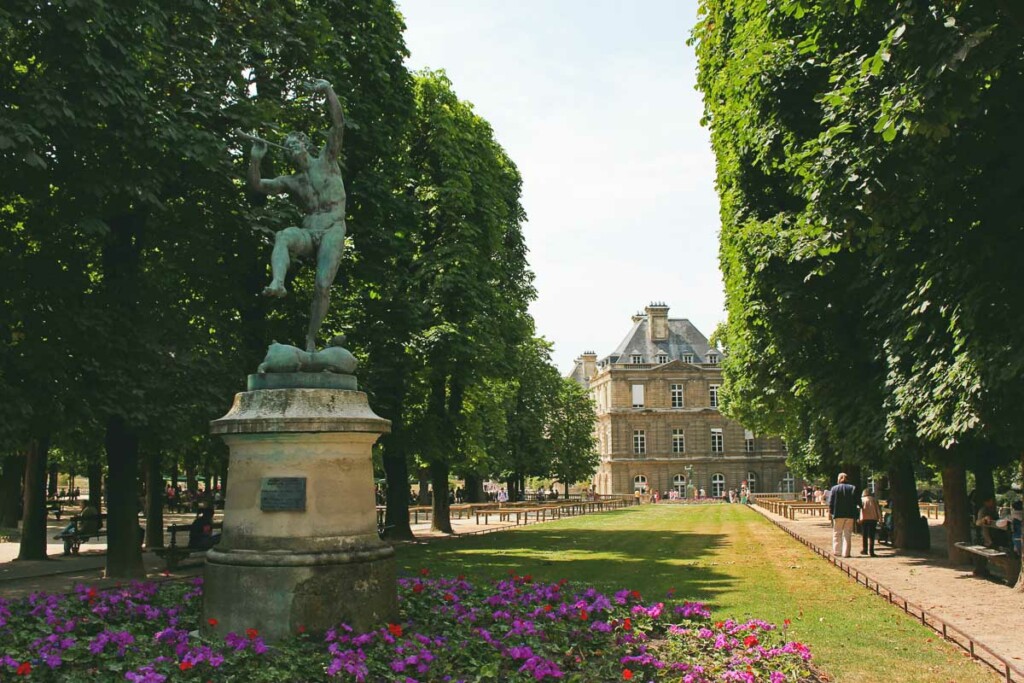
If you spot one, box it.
[260,477,307,512]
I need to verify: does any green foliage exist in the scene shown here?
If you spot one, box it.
[693,0,1024,474]
[547,379,599,492]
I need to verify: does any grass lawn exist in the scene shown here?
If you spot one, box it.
[395,504,995,683]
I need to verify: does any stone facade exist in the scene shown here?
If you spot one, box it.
[569,304,799,498]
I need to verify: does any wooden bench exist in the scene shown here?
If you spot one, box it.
[955,542,1021,585]
[153,522,222,570]
[46,499,65,520]
[53,514,106,555]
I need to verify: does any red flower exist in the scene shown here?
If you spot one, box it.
[87,587,98,601]
[16,662,31,676]
[207,618,219,627]
[179,661,193,671]
[412,582,424,594]
[744,635,759,648]
[784,618,792,627]
[245,628,259,640]
[715,621,725,629]
[523,574,533,583]
[297,625,306,634]
[623,669,633,680]
[623,618,632,631]
[630,590,641,600]
[579,609,589,621]
[388,623,403,637]
[444,592,455,601]
[543,604,553,613]
[419,568,430,576]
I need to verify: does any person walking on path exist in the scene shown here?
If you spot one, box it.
[828,473,859,557]
[859,488,882,557]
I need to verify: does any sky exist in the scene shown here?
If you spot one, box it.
[397,0,723,373]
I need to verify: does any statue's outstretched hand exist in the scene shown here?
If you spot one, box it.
[251,140,268,158]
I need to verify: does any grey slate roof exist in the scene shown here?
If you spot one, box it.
[601,317,718,365]
[567,362,588,385]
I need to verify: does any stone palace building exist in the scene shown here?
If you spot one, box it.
[568,303,797,498]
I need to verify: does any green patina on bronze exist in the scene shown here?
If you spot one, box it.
[244,79,348,356]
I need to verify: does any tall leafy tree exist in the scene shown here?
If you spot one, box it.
[405,71,533,532]
[694,0,1024,556]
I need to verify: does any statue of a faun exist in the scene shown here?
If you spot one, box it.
[245,79,347,354]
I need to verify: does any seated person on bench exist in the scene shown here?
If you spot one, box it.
[188,507,220,551]
[976,497,1009,548]
[59,501,100,555]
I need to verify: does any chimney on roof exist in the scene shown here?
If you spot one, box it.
[579,351,597,380]
[646,302,669,342]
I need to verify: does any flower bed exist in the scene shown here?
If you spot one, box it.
[0,573,817,682]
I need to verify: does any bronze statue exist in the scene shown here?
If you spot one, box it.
[244,79,347,353]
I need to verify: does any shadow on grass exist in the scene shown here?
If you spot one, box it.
[394,514,737,608]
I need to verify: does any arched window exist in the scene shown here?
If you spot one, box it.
[711,473,725,497]
[781,472,795,493]
[633,475,647,492]
[746,472,757,493]
[673,474,686,494]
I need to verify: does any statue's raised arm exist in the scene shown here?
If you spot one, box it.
[307,79,344,161]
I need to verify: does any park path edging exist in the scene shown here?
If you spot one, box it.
[749,504,1023,683]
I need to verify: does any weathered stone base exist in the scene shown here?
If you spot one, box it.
[203,387,393,642]
[202,544,396,640]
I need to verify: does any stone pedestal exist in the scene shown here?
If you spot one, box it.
[202,382,394,642]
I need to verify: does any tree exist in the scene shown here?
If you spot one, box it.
[693,0,1024,552]
[404,71,533,532]
[547,379,599,499]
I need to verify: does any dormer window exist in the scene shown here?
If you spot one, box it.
[631,354,643,364]
[683,354,694,364]
[656,354,668,364]
[707,353,719,365]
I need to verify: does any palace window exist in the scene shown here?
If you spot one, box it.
[683,353,694,364]
[746,472,757,493]
[633,430,646,455]
[744,429,755,453]
[631,384,645,408]
[711,473,725,497]
[656,354,668,364]
[670,384,684,408]
[709,384,720,408]
[673,474,687,494]
[631,354,643,364]
[633,475,648,492]
[781,472,795,494]
[672,429,685,454]
[710,428,724,454]
[707,353,719,365]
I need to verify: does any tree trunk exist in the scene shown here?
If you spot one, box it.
[942,462,971,563]
[88,460,103,512]
[18,437,50,560]
[971,457,995,506]
[105,415,145,578]
[144,450,164,549]
[430,462,453,534]
[47,462,59,499]
[0,455,25,528]
[171,460,179,490]
[889,456,929,550]
[185,462,197,496]
[1016,451,1024,591]
[463,473,485,503]
[417,467,430,506]
[382,417,413,541]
